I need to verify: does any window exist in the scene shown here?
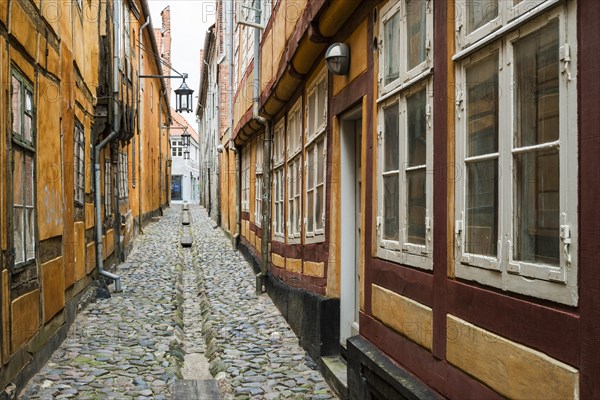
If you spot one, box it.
[124,3,132,80]
[118,152,128,199]
[261,0,272,26]
[455,0,550,50]
[272,119,285,240]
[454,3,578,305]
[171,138,183,157]
[104,159,112,217]
[74,121,85,206]
[377,1,434,269]
[287,99,303,241]
[115,0,123,71]
[379,0,432,96]
[11,70,35,267]
[242,147,250,212]
[255,135,264,227]
[305,71,327,242]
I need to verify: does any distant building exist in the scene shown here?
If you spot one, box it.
[169,110,200,203]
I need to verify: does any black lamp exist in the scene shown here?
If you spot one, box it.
[181,128,191,147]
[183,149,190,160]
[175,77,194,113]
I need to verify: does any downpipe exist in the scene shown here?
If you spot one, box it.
[251,1,271,295]
[92,0,123,293]
[94,130,122,292]
[138,16,150,233]
[229,0,240,249]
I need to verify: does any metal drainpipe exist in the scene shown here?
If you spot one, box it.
[229,0,240,248]
[138,17,150,233]
[95,130,122,292]
[93,0,123,292]
[252,1,271,295]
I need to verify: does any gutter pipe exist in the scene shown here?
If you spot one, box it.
[138,16,150,233]
[93,0,123,292]
[229,0,240,249]
[251,1,272,295]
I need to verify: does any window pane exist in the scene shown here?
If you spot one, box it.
[13,150,23,205]
[307,146,315,190]
[316,185,323,230]
[318,79,327,127]
[467,0,498,34]
[14,208,24,264]
[307,191,314,232]
[384,104,400,171]
[308,92,316,136]
[24,115,32,143]
[407,88,427,167]
[467,53,498,157]
[407,169,426,245]
[317,139,325,184]
[26,208,35,261]
[25,154,34,207]
[515,149,559,265]
[12,77,21,135]
[384,11,400,85]
[383,174,399,241]
[514,19,559,148]
[406,0,427,70]
[466,159,498,256]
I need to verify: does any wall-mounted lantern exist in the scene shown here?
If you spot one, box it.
[325,43,350,75]
[181,128,191,147]
[175,79,194,113]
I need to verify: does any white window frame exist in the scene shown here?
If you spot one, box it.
[376,78,434,270]
[287,99,303,243]
[74,121,85,206]
[118,152,129,199]
[454,3,578,305]
[378,0,433,98]
[272,119,285,241]
[304,71,327,243]
[455,0,561,54]
[255,135,264,227]
[242,147,250,212]
[171,138,183,158]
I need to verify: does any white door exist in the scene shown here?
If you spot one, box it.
[340,108,362,348]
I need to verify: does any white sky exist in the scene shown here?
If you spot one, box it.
[148,0,216,126]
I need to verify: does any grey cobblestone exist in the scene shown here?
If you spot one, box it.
[19,205,335,400]
[188,206,336,400]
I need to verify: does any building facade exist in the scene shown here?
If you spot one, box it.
[170,110,200,203]
[200,0,600,398]
[0,0,170,392]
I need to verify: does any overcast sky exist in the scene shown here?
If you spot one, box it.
[148,0,216,126]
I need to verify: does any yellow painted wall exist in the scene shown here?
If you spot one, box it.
[11,290,40,353]
[332,19,368,96]
[37,75,63,240]
[447,315,578,400]
[41,257,65,323]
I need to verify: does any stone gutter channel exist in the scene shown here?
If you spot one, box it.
[173,204,220,399]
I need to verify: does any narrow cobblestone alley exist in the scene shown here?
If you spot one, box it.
[19,205,335,400]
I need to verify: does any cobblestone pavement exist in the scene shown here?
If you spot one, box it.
[19,205,335,399]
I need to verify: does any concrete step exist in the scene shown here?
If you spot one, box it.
[173,379,220,399]
[180,236,193,247]
[321,355,348,400]
[182,213,191,226]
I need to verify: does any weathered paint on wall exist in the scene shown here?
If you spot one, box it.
[37,75,63,241]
